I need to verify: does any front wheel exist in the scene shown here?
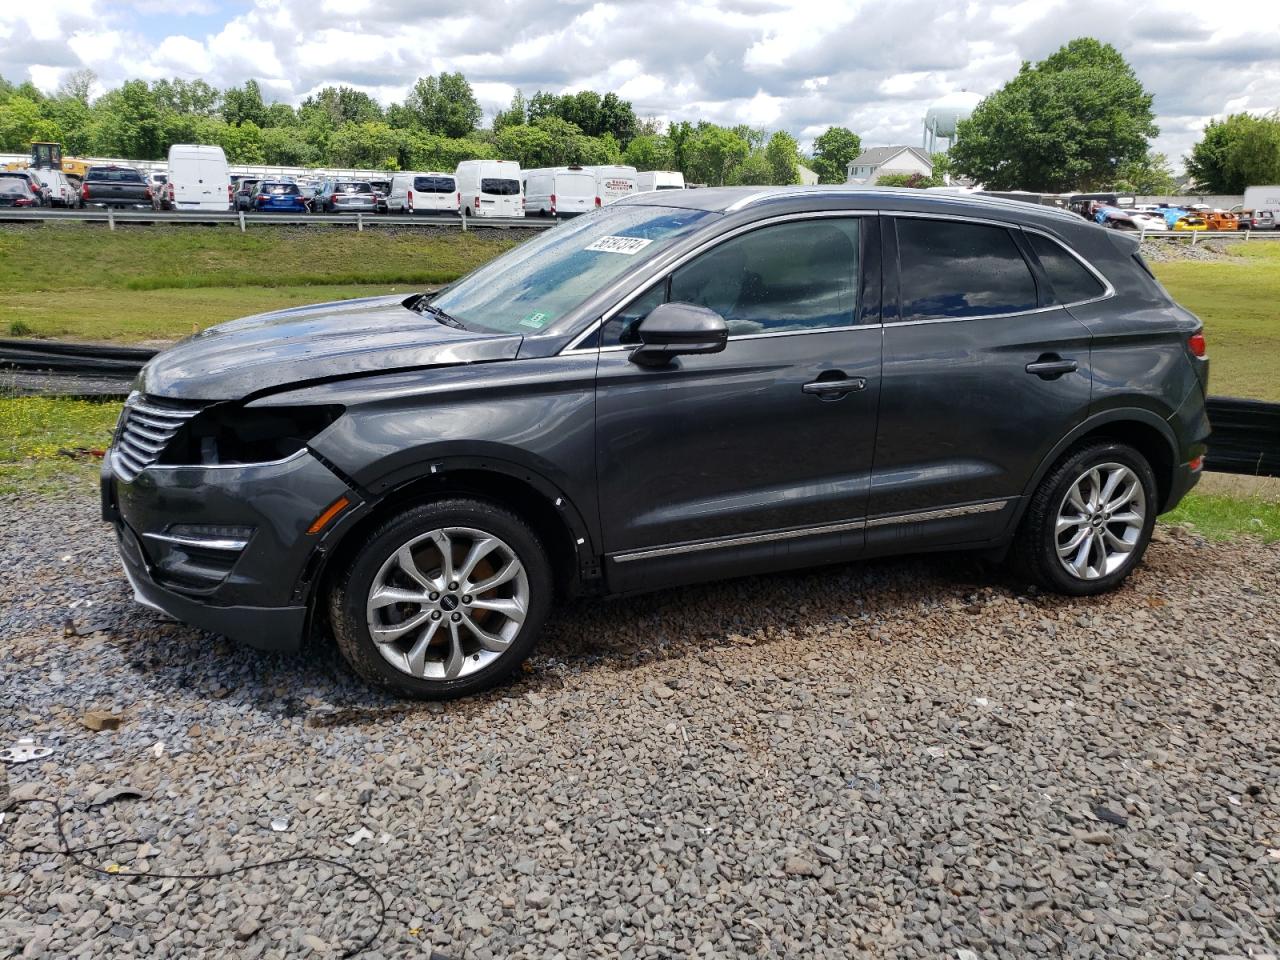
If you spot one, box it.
[1012,440,1157,596]
[329,498,553,699]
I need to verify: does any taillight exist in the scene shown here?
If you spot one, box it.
[81,183,89,199]
[29,182,39,194]
[550,193,556,205]
[1188,331,1206,358]
[144,186,152,200]
[331,193,340,204]
[456,192,460,207]
[595,196,601,207]
[257,194,269,202]
[1188,455,1204,471]
[407,189,413,203]
[167,183,174,200]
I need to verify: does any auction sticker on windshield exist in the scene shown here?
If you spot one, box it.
[586,236,654,255]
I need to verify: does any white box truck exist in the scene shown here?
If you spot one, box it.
[522,166,597,217]
[387,172,459,215]
[636,171,686,192]
[167,144,231,212]
[587,164,638,205]
[455,160,524,218]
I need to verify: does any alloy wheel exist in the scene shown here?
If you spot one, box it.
[1054,462,1147,580]
[365,526,529,681]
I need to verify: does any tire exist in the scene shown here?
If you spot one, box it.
[1011,440,1158,596]
[329,498,553,700]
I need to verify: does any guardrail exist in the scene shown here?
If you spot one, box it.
[2,338,1277,479]
[0,208,554,231]
[1138,228,1280,242]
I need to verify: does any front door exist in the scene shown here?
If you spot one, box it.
[868,215,1094,550]
[593,215,883,592]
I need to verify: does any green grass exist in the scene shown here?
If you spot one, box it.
[1150,243,1280,402]
[0,222,519,342]
[1163,492,1280,542]
[0,395,122,495]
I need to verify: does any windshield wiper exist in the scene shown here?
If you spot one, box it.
[416,300,466,330]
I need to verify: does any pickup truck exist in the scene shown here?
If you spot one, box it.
[80,165,153,209]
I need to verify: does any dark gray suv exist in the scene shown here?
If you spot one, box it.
[102,187,1210,698]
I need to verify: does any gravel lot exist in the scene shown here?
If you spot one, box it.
[2,484,1279,959]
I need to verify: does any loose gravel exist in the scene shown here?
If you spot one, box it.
[1140,238,1239,263]
[2,486,1279,959]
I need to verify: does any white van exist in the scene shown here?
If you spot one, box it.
[455,160,523,218]
[167,144,231,212]
[636,170,686,192]
[588,164,638,205]
[522,166,597,217]
[31,168,81,207]
[388,172,459,215]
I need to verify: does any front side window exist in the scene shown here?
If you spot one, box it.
[895,218,1038,321]
[668,218,861,336]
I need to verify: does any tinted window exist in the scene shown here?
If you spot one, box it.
[87,167,145,183]
[896,219,1037,321]
[667,219,860,336]
[603,283,667,346]
[337,181,372,193]
[1028,233,1106,304]
[480,178,520,195]
[262,182,300,195]
[414,176,454,193]
[0,180,26,195]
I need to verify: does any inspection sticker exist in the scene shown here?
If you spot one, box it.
[518,311,551,329]
[586,235,654,255]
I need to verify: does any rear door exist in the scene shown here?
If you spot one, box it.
[869,215,1093,549]
[594,214,882,592]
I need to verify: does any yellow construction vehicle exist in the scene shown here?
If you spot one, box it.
[3,142,94,181]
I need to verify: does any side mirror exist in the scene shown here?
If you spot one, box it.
[629,302,729,367]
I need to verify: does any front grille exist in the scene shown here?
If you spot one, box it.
[112,397,204,481]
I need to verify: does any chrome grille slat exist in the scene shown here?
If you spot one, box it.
[111,396,206,482]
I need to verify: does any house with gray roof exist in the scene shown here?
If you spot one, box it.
[846,146,933,184]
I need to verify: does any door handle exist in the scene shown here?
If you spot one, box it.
[802,377,866,398]
[1025,356,1078,380]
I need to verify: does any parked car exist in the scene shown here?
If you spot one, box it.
[636,170,687,192]
[455,160,523,217]
[1172,215,1208,232]
[386,172,458,215]
[1201,211,1238,231]
[0,178,39,208]
[168,145,231,212]
[104,187,1210,700]
[368,178,391,213]
[587,164,639,205]
[80,165,152,209]
[0,170,49,206]
[1093,206,1164,232]
[30,168,80,208]
[234,179,262,212]
[312,179,377,214]
[1250,211,1276,230]
[251,180,308,213]
[522,166,597,217]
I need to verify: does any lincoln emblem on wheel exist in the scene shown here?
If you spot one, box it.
[102,186,1210,699]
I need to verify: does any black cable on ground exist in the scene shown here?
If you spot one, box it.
[1,796,387,958]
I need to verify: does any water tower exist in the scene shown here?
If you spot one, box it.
[923,91,983,153]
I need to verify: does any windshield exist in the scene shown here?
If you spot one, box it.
[338,182,372,193]
[480,178,520,196]
[430,205,713,335]
[88,168,145,183]
[263,182,300,195]
[414,176,454,193]
[0,180,25,194]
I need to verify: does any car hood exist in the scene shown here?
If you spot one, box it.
[138,294,523,400]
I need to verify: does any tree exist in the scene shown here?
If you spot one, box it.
[88,80,163,158]
[623,133,673,170]
[406,134,493,172]
[1185,113,1280,194]
[301,86,384,127]
[153,78,220,116]
[493,91,527,133]
[0,97,60,151]
[1113,151,1177,194]
[930,151,953,183]
[405,72,481,138]
[876,172,940,188]
[221,80,267,127]
[810,126,861,184]
[327,121,402,168]
[764,131,801,185]
[261,126,320,165]
[684,125,750,186]
[598,92,637,144]
[729,150,773,185]
[57,69,96,106]
[950,37,1157,192]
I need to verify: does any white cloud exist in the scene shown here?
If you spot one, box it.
[2,0,1278,171]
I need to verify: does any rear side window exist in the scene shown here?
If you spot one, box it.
[414,176,454,193]
[895,218,1037,321]
[1028,233,1107,303]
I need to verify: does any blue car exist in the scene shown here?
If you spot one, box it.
[252,181,307,213]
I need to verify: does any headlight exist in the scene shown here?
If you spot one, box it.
[159,404,344,466]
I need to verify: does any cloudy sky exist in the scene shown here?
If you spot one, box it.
[3,0,1278,169]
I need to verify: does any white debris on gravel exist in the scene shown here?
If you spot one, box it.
[2,488,1279,959]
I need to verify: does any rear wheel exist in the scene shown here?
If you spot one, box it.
[329,498,553,699]
[1012,440,1157,596]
